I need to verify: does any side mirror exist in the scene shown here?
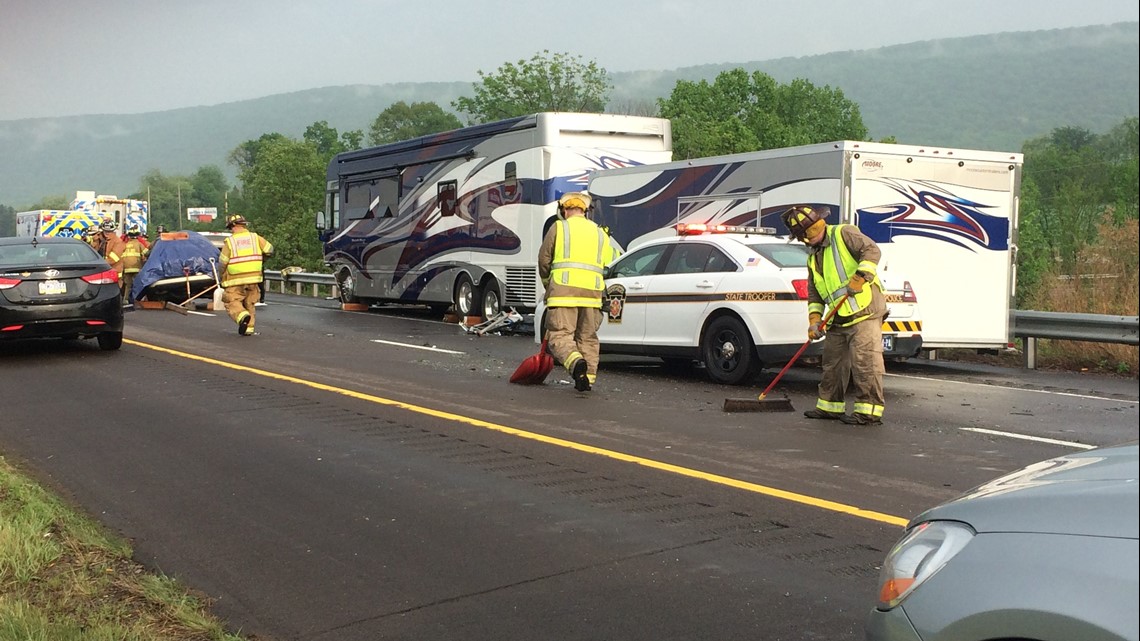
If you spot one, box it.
[314,211,326,231]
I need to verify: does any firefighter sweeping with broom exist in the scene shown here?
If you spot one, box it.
[783,205,888,426]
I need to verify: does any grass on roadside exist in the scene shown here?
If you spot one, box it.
[0,455,248,641]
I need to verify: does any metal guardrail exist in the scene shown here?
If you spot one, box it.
[1012,310,1139,369]
[265,271,1139,368]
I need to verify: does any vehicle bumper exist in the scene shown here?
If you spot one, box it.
[884,335,923,359]
[864,605,921,640]
[0,296,124,339]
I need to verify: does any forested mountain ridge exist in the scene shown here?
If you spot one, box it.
[1,22,1136,207]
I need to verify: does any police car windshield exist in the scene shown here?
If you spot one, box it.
[745,242,809,268]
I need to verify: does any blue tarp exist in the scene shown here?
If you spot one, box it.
[132,230,221,301]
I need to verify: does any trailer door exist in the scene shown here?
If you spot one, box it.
[850,154,1017,349]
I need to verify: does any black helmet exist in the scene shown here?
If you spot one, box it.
[780,205,828,241]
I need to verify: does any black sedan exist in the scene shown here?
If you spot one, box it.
[0,236,124,350]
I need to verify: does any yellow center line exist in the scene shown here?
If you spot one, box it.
[126,338,909,528]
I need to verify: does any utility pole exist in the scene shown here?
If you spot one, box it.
[177,185,182,229]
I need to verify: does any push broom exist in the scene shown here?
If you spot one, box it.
[723,294,848,413]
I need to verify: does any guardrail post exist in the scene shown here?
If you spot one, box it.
[1023,337,1037,370]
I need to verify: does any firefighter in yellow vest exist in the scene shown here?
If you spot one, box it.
[537,192,619,392]
[120,223,148,305]
[219,214,273,336]
[781,205,887,426]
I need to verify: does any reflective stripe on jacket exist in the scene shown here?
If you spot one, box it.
[122,239,147,274]
[544,217,617,309]
[807,224,880,326]
[220,231,270,287]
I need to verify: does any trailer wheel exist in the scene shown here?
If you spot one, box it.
[454,274,478,317]
[700,315,759,385]
[480,278,502,319]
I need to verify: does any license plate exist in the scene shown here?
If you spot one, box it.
[39,280,66,295]
[882,335,895,352]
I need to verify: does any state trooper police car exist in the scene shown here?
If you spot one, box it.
[536,223,922,385]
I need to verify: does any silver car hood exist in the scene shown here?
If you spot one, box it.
[914,442,1139,539]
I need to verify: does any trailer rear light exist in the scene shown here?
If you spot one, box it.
[2,324,25,332]
[902,281,917,303]
[85,320,107,326]
[0,276,21,290]
[791,279,809,299]
[81,269,119,285]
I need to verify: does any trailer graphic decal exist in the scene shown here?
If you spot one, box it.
[856,178,1009,252]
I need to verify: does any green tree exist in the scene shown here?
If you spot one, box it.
[190,165,230,216]
[1016,117,1139,306]
[453,50,611,123]
[658,68,868,159]
[367,101,462,146]
[304,120,363,157]
[138,170,192,232]
[0,204,14,236]
[235,137,326,270]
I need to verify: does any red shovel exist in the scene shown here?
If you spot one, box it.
[510,339,555,385]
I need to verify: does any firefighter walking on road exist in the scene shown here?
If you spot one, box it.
[219,214,273,336]
[781,205,887,426]
[537,192,619,392]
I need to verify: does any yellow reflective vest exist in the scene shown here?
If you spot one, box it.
[122,238,148,274]
[807,224,880,326]
[542,217,618,308]
[220,230,272,287]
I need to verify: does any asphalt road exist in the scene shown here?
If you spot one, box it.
[2,294,1137,641]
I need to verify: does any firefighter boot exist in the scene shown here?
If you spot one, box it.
[237,312,251,336]
[804,408,843,420]
[572,359,591,392]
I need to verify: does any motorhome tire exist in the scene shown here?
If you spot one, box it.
[336,268,360,304]
[480,279,502,319]
[454,274,478,317]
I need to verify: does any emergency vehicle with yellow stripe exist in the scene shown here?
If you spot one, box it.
[536,223,922,385]
[16,191,149,239]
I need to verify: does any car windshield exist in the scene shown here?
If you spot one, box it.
[746,242,809,268]
[0,241,101,268]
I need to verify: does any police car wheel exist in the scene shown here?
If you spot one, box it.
[700,316,758,385]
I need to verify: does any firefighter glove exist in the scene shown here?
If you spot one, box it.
[845,273,866,296]
[808,313,825,340]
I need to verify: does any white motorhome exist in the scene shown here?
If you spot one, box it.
[588,141,1023,351]
[316,112,672,317]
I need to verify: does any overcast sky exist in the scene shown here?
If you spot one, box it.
[2,0,1136,121]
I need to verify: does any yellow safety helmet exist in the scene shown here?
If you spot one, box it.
[558,192,591,213]
[780,205,828,241]
[225,214,248,228]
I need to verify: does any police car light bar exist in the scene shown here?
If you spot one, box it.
[676,223,778,236]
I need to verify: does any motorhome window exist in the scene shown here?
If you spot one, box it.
[503,162,518,201]
[439,180,458,217]
[344,174,399,220]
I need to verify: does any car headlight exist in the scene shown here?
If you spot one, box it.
[876,520,975,610]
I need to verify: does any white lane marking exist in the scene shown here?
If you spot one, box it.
[370,339,464,354]
[886,372,1137,403]
[960,427,1097,450]
[186,310,214,317]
